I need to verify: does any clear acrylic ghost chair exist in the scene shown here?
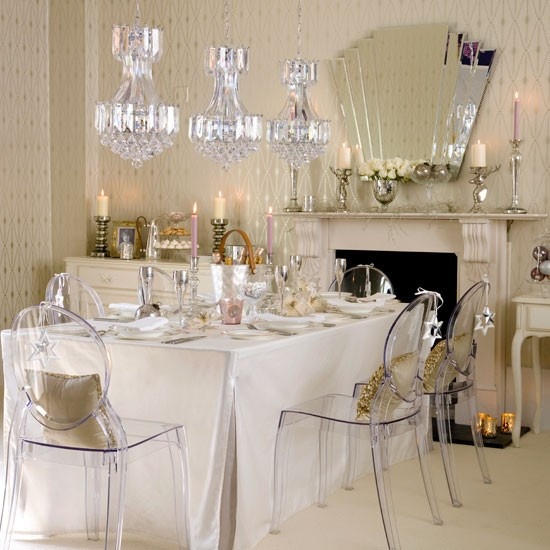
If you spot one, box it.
[0,302,192,549]
[45,272,105,318]
[328,264,394,297]
[270,294,442,550]
[422,280,492,508]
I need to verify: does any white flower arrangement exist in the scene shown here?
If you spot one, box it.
[357,157,416,182]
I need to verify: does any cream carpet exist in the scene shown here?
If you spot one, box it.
[7,431,550,549]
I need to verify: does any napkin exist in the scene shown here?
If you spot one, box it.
[109,303,139,314]
[119,317,169,332]
[256,313,325,324]
[356,293,396,303]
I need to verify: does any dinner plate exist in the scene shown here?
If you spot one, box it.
[264,320,311,331]
[318,291,352,300]
[314,312,350,323]
[114,329,169,341]
[336,303,383,317]
[223,329,274,340]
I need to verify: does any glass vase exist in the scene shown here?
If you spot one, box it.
[371,178,398,211]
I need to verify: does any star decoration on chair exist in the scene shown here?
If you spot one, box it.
[423,312,443,346]
[475,305,495,336]
[27,331,59,368]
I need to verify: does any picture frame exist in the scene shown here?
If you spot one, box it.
[110,221,140,258]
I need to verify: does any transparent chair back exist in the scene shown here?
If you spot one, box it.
[45,272,105,318]
[328,264,394,297]
[1,302,192,549]
[429,279,492,507]
[270,293,442,550]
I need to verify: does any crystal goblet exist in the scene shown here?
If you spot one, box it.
[173,269,189,330]
[243,266,269,322]
[289,254,302,288]
[274,265,289,315]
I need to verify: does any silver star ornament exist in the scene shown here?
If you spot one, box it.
[475,305,495,336]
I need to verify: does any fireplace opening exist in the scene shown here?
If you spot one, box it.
[335,250,458,335]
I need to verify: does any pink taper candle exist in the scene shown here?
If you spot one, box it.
[513,92,520,141]
[191,202,198,257]
[267,207,273,255]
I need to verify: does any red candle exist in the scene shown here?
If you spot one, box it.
[191,202,198,257]
[513,92,520,141]
[267,207,273,255]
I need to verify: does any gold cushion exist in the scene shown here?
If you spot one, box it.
[27,370,115,449]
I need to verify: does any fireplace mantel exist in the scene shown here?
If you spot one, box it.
[277,210,546,419]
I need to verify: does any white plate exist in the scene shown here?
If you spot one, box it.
[318,291,352,299]
[314,312,350,323]
[223,329,274,340]
[114,329,169,341]
[336,304,381,316]
[264,320,311,331]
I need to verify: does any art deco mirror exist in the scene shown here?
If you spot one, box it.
[331,23,496,180]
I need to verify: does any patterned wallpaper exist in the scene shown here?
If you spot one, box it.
[0,0,549,335]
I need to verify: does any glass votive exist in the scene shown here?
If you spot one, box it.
[500,412,516,434]
[219,297,244,325]
[475,412,488,432]
[481,415,497,438]
[303,195,316,212]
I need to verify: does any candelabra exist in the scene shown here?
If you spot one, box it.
[330,167,352,211]
[263,252,277,313]
[211,218,229,252]
[468,165,501,213]
[187,256,200,317]
[90,216,111,257]
[503,139,527,214]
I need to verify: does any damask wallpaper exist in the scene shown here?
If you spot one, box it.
[0,0,549,337]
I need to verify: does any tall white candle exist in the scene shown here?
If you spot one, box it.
[191,202,198,257]
[96,189,109,217]
[513,92,520,141]
[214,191,226,219]
[267,207,273,255]
[337,143,351,169]
[471,140,486,167]
[354,144,365,166]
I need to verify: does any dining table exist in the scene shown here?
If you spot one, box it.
[1,302,416,550]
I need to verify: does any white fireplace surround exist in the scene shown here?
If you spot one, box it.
[281,211,545,418]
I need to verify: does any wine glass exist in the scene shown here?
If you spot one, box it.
[243,266,269,322]
[289,254,302,288]
[274,265,289,315]
[334,258,347,300]
[173,269,189,330]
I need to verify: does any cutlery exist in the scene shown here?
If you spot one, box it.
[161,335,207,345]
[246,324,294,336]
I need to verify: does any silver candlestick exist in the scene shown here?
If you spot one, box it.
[504,139,527,214]
[468,165,500,213]
[90,216,111,257]
[330,167,353,211]
[187,256,200,317]
[211,218,228,252]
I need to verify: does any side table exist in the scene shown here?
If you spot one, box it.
[510,293,550,447]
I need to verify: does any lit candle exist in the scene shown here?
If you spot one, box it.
[191,202,198,257]
[214,190,226,219]
[354,144,365,166]
[267,206,273,255]
[513,91,520,141]
[337,143,351,169]
[96,189,109,217]
[471,140,486,167]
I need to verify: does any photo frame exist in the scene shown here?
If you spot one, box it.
[110,221,140,258]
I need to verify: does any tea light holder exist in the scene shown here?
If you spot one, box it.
[481,415,497,438]
[211,218,228,253]
[500,412,516,434]
[475,412,488,432]
[90,216,111,257]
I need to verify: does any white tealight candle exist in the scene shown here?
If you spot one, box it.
[471,140,486,168]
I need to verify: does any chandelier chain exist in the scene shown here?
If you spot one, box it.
[224,0,231,44]
[297,0,302,58]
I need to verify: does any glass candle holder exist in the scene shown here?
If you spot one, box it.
[481,415,497,438]
[500,412,516,434]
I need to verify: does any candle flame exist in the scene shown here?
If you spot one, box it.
[514,91,519,100]
[100,189,105,196]
[268,206,272,215]
[193,202,197,214]
[218,190,223,198]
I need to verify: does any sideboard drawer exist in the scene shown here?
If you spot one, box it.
[76,265,139,290]
[526,305,550,332]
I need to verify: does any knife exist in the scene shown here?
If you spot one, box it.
[162,335,207,345]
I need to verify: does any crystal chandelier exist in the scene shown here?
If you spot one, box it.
[189,1,262,170]
[266,0,330,211]
[95,3,179,168]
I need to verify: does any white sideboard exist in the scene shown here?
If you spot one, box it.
[64,256,214,307]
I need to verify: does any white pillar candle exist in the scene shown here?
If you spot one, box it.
[214,191,226,219]
[471,140,486,167]
[267,207,273,255]
[354,144,365,166]
[337,143,351,169]
[96,189,109,217]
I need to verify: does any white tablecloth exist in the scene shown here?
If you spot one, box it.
[2,307,415,550]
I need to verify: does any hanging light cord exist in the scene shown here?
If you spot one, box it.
[296,0,302,58]
[224,0,231,44]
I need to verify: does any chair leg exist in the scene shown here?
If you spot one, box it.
[270,413,292,535]
[466,387,491,485]
[344,423,359,491]
[317,418,334,507]
[85,453,101,541]
[414,419,443,526]
[371,423,400,550]
[103,450,127,550]
[435,393,462,507]
[166,427,193,550]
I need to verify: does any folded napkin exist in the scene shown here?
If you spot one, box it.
[109,302,139,314]
[256,313,325,324]
[356,293,396,303]
[120,317,169,332]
